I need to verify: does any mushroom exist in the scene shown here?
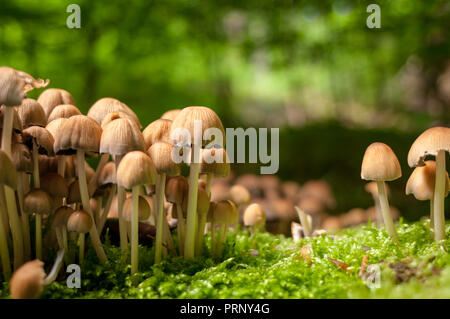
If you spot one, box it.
[52,206,74,263]
[40,172,69,209]
[405,160,450,229]
[148,142,180,263]
[37,88,75,119]
[408,127,450,240]
[15,98,46,129]
[165,175,189,255]
[53,114,107,263]
[47,104,81,123]
[122,195,152,246]
[23,189,52,259]
[116,151,157,273]
[67,209,93,263]
[211,200,238,258]
[100,114,146,252]
[87,97,140,128]
[361,142,401,241]
[229,185,251,215]
[161,109,181,121]
[170,106,225,258]
[142,118,172,149]
[364,181,389,226]
[0,150,14,278]
[243,203,266,234]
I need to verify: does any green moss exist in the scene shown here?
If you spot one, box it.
[1,219,449,299]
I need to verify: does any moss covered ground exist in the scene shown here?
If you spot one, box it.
[1,218,449,299]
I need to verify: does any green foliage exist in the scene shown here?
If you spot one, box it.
[2,220,449,298]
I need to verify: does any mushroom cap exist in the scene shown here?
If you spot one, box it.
[47,104,81,122]
[210,181,230,202]
[0,105,23,132]
[87,97,140,128]
[408,127,450,167]
[405,160,450,200]
[101,111,140,129]
[9,259,46,299]
[100,116,145,155]
[161,109,181,121]
[122,195,152,222]
[52,206,74,228]
[182,185,210,215]
[15,98,46,128]
[67,209,93,233]
[147,142,180,176]
[116,151,157,189]
[12,142,33,173]
[0,149,18,189]
[361,142,402,181]
[23,189,52,215]
[143,118,172,148]
[243,203,266,227]
[38,154,58,176]
[297,180,336,209]
[97,161,116,187]
[212,200,238,224]
[229,185,251,207]
[37,88,75,118]
[54,115,102,155]
[297,197,324,215]
[198,147,230,177]
[40,172,69,198]
[165,175,188,205]
[170,106,225,147]
[67,180,82,204]
[22,126,55,156]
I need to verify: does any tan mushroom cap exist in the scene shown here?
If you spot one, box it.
[361,142,402,181]
[67,210,93,233]
[15,98,46,128]
[23,189,52,215]
[0,149,18,189]
[229,185,251,207]
[213,200,238,225]
[52,206,74,228]
[147,142,180,176]
[97,161,116,187]
[47,104,81,122]
[100,116,145,156]
[22,126,55,156]
[143,118,172,148]
[243,203,266,227]
[405,160,450,201]
[198,147,230,177]
[37,88,75,118]
[12,142,33,173]
[67,180,82,204]
[165,175,188,205]
[9,259,46,299]
[40,172,69,198]
[54,115,102,155]
[122,195,152,222]
[408,127,450,167]
[87,97,141,128]
[100,111,139,129]
[116,151,157,189]
[182,184,210,215]
[170,106,225,147]
[161,109,181,121]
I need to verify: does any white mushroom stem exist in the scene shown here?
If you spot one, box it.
[1,106,13,155]
[184,148,200,258]
[376,181,398,242]
[373,195,383,226]
[32,141,43,259]
[98,185,116,233]
[43,249,65,285]
[210,221,216,257]
[131,185,140,274]
[295,206,312,237]
[176,204,185,256]
[57,156,66,178]
[154,173,166,263]
[114,155,128,252]
[196,212,208,256]
[433,150,446,241]
[430,198,434,231]
[205,174,213,195]
[0,190,11,279]
[17,172,31,261]
[76,150,107,263]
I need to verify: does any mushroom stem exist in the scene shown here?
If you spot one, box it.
[76,150,107,263]
[184,151,200,258]
[43,249,65,285]
[376,181,398,242]
[1,106,13,155]
[98,185,116,233]
[373,195,383,227]
[78,233,85,263]
[430,198,434,230]
[114,155,128,253]
[196,212,207,256]
[0,190,11,279]
[210,221,216,257]
[57,156,66,178]
[17,173,31,261]
[216,223,227,258]
[295,206,312,237]
[205,174,213,195]
[176,204,185,256]
[433,150,446,241]
[154,173,166,264]
[131,185,140,274]
[32,141,43,259]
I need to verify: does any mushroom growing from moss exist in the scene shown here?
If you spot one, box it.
[361,142,401,242]
[408,127,450,240]
[243,203,266,234]
[67,209,93,263]
[212,200,238,258]
[117,151,157,274]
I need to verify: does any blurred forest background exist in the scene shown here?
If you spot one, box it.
[1,0,449,220]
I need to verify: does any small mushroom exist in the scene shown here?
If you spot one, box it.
[67,209,93,263]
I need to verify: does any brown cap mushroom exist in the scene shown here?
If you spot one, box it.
[147,142,180,176]
[100,116,145,156]
[9,259,46,299]
[143,118,172,148]
[37,88,75,118]
[22,126,55,156]
[408,127,450,167]
[229,185,251,208]
[243,203,266,228]
[67,209,93,233]
[87,97,140,128]
[15,98,46,128]
[23,189,52,216]
[406,160,450,200]
[161,109,181,121]
[40,172,69,199]
[116,151,157,189]
[361,142,402,181]
[122,195,152,222]
[47,104,81,122]
[12,142,33,173]
[165,175,189,206]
